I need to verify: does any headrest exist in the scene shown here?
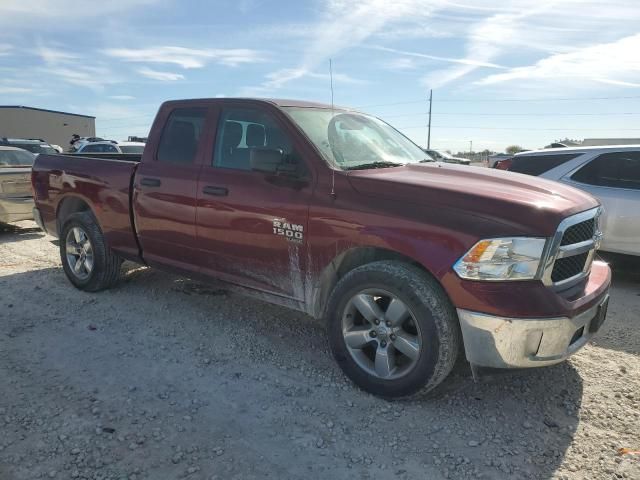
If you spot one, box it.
[222,121,243,148]
[246,124,266,147]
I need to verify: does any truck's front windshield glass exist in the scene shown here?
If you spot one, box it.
[283,107,430,170]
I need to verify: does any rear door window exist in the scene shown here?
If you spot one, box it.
[510,153,580,176]
[571,151,640,190]
[157,107,207,164]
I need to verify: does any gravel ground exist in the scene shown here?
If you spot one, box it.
[1,221,639,480]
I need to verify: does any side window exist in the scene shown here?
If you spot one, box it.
[213,107,293,171]
[105,144,117,152]
[157,107,207,164]
[572,151,640,190]
[510,153,580,176]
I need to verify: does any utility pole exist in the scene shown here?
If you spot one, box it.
[469,140,473,160]
[427,89,432,149]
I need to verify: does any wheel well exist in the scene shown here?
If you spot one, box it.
[312,247,429,319]
[56,197,91,236]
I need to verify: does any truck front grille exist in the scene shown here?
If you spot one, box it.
[551,252,589,282]
[542,208,601,289]
[560,219,595,246]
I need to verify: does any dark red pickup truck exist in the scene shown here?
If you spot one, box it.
[32,98,611,397]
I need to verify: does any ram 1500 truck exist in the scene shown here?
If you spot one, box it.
[31,98,611,397]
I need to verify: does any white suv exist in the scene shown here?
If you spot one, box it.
[496,145,640,256]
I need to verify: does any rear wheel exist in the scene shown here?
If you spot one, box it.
[326,261,461,398]
[60,212,121,291]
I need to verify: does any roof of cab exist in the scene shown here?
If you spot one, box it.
[160,97,353,110]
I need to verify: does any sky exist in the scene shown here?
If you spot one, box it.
[1,0,640,153]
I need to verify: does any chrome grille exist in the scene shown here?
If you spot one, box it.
[551,252,589,282]
[542,207,601,289]
[560,219,595,246]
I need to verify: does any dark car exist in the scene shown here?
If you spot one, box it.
[0,138,58,155]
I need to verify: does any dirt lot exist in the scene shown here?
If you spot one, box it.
[1,221,638,480]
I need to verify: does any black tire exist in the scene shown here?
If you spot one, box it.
[60,211,121,292]
[325,260,461,398]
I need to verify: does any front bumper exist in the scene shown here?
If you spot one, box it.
[457,294,609,369]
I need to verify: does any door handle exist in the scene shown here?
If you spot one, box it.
[140,177,161,187]
[202,186,229,196]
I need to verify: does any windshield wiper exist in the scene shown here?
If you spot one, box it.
[419,158,436,163]
[346,161,404,170]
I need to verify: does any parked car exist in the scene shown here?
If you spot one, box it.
[495,145,640,256]
[74,140,145,154]
[0,137,58,155]
[424,149,470,165]
[116,141,145,154]
[0,146,35,224]
[31,98,610,398]
[69,137,106,152]
[488,153,512,168]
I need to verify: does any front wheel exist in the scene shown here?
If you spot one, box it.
[60,211,121,292]
[326,261,461,398]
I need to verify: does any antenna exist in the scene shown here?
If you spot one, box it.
[329,58,335,110]
[329,58,336,199]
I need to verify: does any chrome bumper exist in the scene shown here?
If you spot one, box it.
[457,296,609,369]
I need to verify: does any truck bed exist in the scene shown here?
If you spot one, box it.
[31,153,141,260]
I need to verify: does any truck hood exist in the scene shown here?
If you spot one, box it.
[346,163,599,236]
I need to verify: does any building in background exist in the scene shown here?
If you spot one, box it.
[0,106,95,150]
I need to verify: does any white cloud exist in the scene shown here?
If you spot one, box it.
[137,67,185,81]
[0,44,12,56]
[109,95,136,100]
[0,0,160,23]
[104,46,262,69]
[421,1,640,89]
[34,44,119,91]
[476,33,640,88]
[385,58,417,71]
[372,45,506,69]
[40,65,120,90]
[36,46,79,63]
[254,0,450,91]
[0,86,33,94]
[595,78,640,88]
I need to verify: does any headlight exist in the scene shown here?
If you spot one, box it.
[453,237,546,281]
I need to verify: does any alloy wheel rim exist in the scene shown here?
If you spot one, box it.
[65,227,94,280]
[341,289,422,380]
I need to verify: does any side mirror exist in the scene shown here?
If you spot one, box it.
[250,147,285,174]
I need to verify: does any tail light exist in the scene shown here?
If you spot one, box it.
[495,158,513,170]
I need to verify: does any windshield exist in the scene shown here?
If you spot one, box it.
[283,107,428,169]
[0,149,36,166]
[13,143,57,154]
[119,145,145,154]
